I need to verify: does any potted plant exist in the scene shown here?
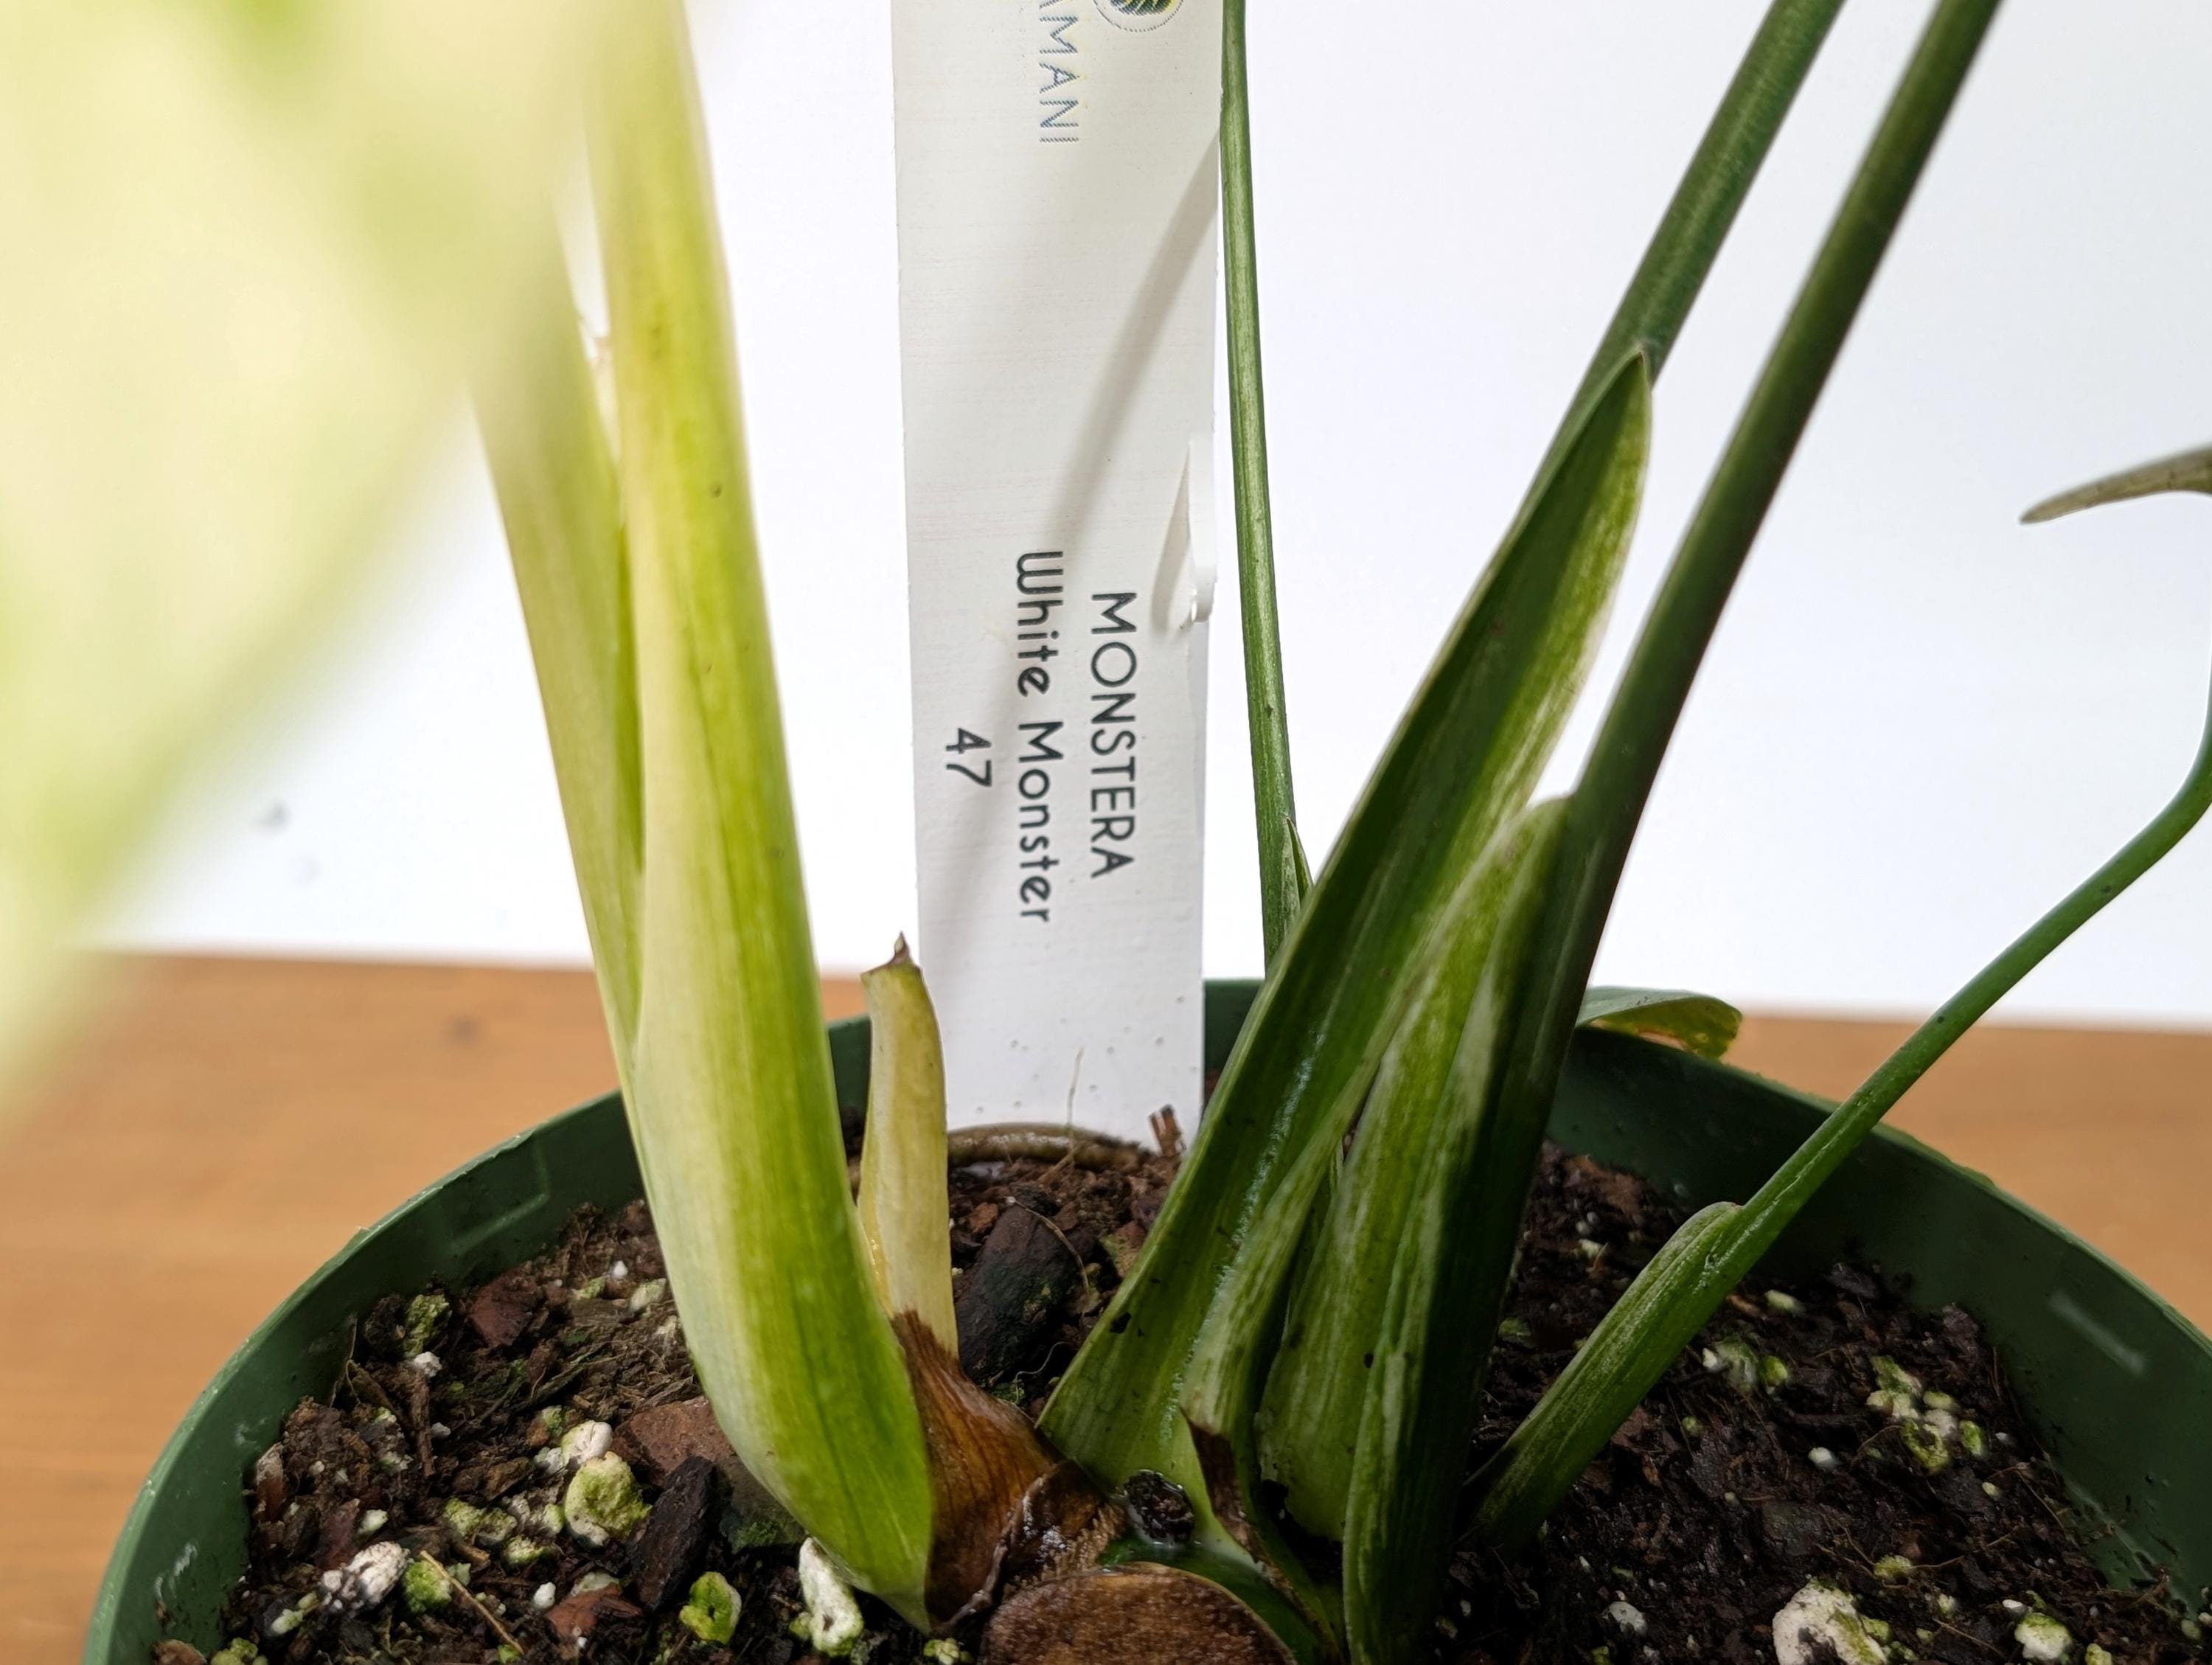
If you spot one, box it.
[88,1,2212,1662]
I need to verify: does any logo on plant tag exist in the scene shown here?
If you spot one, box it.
[1095,0,1183,31]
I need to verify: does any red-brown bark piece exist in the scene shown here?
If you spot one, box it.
[981,1566,1295,1665]
[612,1397,737,1485]
[465,1268,542,1349]
[546,1588,644,1650]
[612,1396,791,1537]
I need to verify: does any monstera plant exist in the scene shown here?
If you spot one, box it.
[477,0,2209,1659]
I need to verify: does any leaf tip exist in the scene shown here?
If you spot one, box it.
[2021,444,2212,526]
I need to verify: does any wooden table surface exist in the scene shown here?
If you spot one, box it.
[4,955,2208,1664]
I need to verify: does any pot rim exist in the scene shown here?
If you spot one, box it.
[82,979,2212,1661]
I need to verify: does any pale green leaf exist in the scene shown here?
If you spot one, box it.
[1577,986,1742,1059]
[577,0,933,1615]
[0,0,599,1094]
[858,942,958,1353]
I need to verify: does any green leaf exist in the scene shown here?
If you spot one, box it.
[574,0,933,1616]
[1040,354,1652,1505]
[1465,1200,1741,1550]
[1260,807,1565,1541]
[1577,987,1742,1059]
[1340,804,1565,1665]
[858,941,959,1352]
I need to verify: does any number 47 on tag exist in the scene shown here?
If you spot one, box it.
[945,729,992,787]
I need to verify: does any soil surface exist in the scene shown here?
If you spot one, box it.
[184,1123,2208,1665]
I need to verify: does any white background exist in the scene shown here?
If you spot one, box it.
[108,2,2212,1026]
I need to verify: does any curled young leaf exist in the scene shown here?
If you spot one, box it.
[860,941,959,1352]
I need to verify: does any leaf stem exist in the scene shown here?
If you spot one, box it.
[1516,0,2003,1113]
[1549,0,1846,467]
[1222,0,1299,963]
[1730,628,2212,1270]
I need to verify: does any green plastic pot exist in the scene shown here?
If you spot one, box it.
[85,981,2212,1659]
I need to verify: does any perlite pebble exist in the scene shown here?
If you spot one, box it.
[680,1571,740,1645]
[265,1593,320,1636]
[1605,1601,1648,1636]
[797,1537,866,1658]
[357,1509,388,1537]
[532,1583,557,1611]
[320,1541,407,1613]
[564,1453,650,1546]
[573,1572,623,1596]
[560,1419,614,1468]
[627,1279,668,1313]
[1773,1580,1888,1665]
[921,1643,970,1665]
[1704,1337,1763,1397]
[2084,1646,2112,1665]
[1766,1290,1805,1315]
[1809,1447,1841,1473]
[1874,1557,1915,1583]
[2016,1613,2073,1664]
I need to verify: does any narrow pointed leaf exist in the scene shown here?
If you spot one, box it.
[1042,358,1652,1496]
[479,234,642,1042]
[585,0,931,1613]
[1341,804,1565,1665]
[1261,808,1562,1540]
[859,942,959,1352]
[1577,987,1741,1059]
[1466,1201,1740,1549]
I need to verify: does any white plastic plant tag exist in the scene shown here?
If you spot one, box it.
[891,0,1221,1142]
